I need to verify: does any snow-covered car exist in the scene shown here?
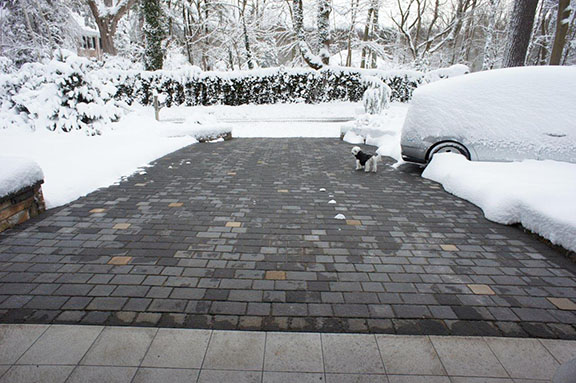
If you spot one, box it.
[400,66,576,164]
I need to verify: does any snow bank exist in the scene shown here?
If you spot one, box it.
[423,153,576,252]
[0,157,44,198]
[423,64,470,83]
[341,103,409,162]
[403,66,576,163]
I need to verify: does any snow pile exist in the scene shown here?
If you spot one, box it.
[0,157,44,198]
[342,103,409,162]
[423,64,470,83]
[403,66,576,163]
[423,153,576,252]
[0,50,124,135]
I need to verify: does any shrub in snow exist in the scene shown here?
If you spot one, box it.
[362,77,391,114]
[1,50,124,134]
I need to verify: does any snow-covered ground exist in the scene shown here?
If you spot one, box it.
[423,154,576,252]
[0,108,200,208]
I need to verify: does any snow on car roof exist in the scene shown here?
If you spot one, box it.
[402,66,576,163]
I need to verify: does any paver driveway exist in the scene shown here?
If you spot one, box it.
[0,139,575,338]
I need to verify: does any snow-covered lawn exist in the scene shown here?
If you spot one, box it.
[423,154,576,252]
[0,108,200,208]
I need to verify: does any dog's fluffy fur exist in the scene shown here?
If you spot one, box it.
[351,146,380,173]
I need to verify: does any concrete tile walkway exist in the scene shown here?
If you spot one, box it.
[0,324,575,382]
[0,139,575,338]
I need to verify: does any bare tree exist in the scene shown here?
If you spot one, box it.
[482,0,501,70]
[502,0,539,67]
[292,0,323,69]
[550,0,572,64]
[87,0,138,55]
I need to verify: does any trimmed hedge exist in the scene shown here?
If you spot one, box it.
[110,67,423,107]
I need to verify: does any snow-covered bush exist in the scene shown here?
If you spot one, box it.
[362,77,392,114]
[424,64,470,83]
[1,50,124,134]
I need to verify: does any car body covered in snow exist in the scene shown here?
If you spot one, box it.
[400,66,576,164]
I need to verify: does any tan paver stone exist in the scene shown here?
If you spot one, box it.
[346,220,361,226]
[168,202,183,207]
[228,172,237,176]
[265,271,286,280]
[468,284,496,295]
[135,183,147,186]
[547,297,576,310]
[226,222,242,228]
[108,256,133,265]
[90,208,106,213]
[440,244,459,251]
[277,189,289,193]
[114,223,131,229]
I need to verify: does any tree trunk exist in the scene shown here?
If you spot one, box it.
[292,0,323,69]
[360,7,373,69]
[502,0,539,68]
[87,0,138,56]
[481,0,501,70]
[241,0,254,69]
[549,0,572,65]
[346,0,359,66]
[142,0,165,70]
[317,0,331,65]
[370,0,379,68]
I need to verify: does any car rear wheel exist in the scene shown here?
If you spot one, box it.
[427,141,471,162]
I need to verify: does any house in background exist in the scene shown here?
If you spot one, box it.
[74,13,102,60]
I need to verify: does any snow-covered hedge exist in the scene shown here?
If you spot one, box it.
[110,66,422,108]
[0,50,469,134]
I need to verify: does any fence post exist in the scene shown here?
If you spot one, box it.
[153,94,160,121]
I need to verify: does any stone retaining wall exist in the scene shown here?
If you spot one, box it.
[0,181,46,232]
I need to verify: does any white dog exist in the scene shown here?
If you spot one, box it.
[351,146,380,173]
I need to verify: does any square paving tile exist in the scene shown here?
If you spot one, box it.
[375,335,445,375]
[263,371,325,383]
[141,328,210,368]
[450,378,513,383]
[18,325,103,365]
[0,324,48,364]
[430,337,508,378]
[322,334,385,374]
[0,365,73,383]
[81,327,156,367]
[197,369,261,383]
[66,366,136,383]
[264,332,323,372]
[485,337,559,380]
[547,297,576,310]
[113,223,131,230]
[132,368,199,383]
[203,330,265,370]
[468,284,496,295]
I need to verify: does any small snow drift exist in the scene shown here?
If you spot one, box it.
[402,66,576,163]
[0,157,44,198]
[423,153,576,252]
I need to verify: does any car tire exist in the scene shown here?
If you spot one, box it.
[427,141,471,162]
